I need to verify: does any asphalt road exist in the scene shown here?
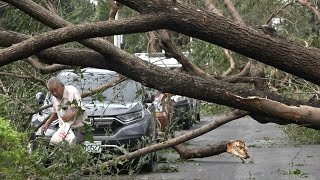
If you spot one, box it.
[118,115,320,180]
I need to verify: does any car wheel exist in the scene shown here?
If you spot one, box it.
[196,113,200,122]
[183,117,191,130]
[141,152,155,172]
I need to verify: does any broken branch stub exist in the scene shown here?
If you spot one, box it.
[173,140,249,161]
[228,93,320,127]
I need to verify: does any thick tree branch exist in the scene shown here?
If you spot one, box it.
[2,1,320,128]
[115,0,320,85]
[0,14,168,66]
[92,110,249,171]
[223,0,245,25]
[229,94,320,128]
[174,140,249,160]
[203,0,223,16]
[3,0,320,85]
[1,30,319,128]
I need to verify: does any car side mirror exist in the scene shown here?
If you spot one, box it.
[35,92,45,105]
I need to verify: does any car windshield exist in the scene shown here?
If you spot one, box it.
[59,71,142,102]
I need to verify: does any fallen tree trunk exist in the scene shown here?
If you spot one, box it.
[3,0,320,129]
[2,31,320,129]
[173,140,249,161]
[84,110,249,172]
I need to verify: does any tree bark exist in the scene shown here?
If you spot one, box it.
[3,0,320,85]
[3,0,320,128]
[173,140,249,160]
[2,31,320,129]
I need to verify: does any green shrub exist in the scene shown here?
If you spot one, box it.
[0,117,31,179]
[0,117,92,179]
[283,124,320,145]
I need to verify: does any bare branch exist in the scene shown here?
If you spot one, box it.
[203,0,223,16]
[0,78,8,94]
[218,62,251,82]
[222,0,267,89]
[202,0,237,76]
[266,2,294,25]
[81,76,126,98]
[158,30,214,79]
[26,57,72,74]
[221,49,235,76]
[0,72,46,87]
[297,0,320,22]
[147,31,161,53]
[44,0,58,14]
[223,0,245,25]
[236,62,251,77]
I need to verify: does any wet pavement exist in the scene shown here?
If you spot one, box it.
[113,116,320,180]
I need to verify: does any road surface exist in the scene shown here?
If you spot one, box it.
[130,115,320,180]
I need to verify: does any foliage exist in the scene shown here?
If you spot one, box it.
[0,116,155,179]
[283,124,320,145]
[200,102,231,116]
[1,0,48,34]
[0,118,24,166]
[92,0,110,22]
[0,63,47,130]
[0,117,39,179]
[59,0,95,24]
[189,39,245,75]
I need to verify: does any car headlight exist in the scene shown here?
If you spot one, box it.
[117,110,144,124]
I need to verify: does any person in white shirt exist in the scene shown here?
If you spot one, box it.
[42,77,87,144]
